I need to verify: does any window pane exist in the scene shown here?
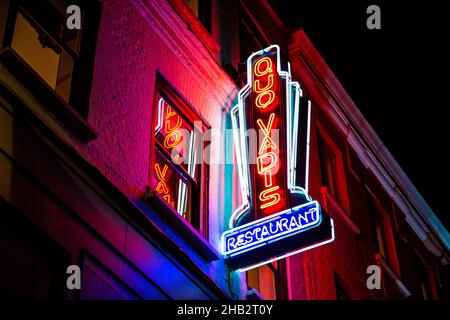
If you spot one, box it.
[368,197,389,262]
[48,0,82,53]
[151,149,192,221]
[318,139,338,199]
[19,0,82,54]
[375,216,388,261]
[155,95,198,181]
[11,11,74,102]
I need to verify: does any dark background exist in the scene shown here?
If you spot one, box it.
[269,0,449,229]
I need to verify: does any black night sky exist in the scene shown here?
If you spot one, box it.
[269,0,449,229]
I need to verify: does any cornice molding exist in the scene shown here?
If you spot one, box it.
[289,29,449,264]
[129,0,238,107]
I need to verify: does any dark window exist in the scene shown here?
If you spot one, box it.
[318,135,339,200]
[0,201,70,299]
[184,0,211,32]
[334,273,351,300]
[238,5,267,65]
[367,196,389,262]
[346,142,364,181]
[150,76,209,235]
[414,253,436,300]
[1,0,100,117]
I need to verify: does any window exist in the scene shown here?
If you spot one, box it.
[1,0,100,117]
[0,202,70,299]
[238,5,267,65]
[150,77,209,235]
[334,273,351,300]
[247,263,279,300]
[315,124,351,213]
[414,252,438,300]
[366,190,402,276]
[367,196,389,261]
[346,141,364,182]
[184,0,211,32]
[318,134,339,200]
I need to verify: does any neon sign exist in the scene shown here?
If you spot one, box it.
[164,105,183,149]
[154,163,172,205]
[222,45,335,271]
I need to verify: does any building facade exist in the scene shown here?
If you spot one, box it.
[0,0,448,300]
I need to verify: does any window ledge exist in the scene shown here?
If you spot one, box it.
[0,47,97,142]
[246,289,263,300]
[144,190,219,261]
[378,256,411,298]
[320,186,361,235]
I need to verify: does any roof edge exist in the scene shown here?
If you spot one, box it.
[288,28,450,262]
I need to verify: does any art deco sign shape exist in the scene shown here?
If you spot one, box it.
[222,45,335,271]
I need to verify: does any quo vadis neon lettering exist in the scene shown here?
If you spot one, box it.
[253,57,277,110]
[153,104,185,206]
[164,106,183,149]
[154,163,174,206]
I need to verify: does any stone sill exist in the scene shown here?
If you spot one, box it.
[144,190,220,261]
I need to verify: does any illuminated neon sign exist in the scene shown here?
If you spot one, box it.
[223,45,335,271]
[252,49,285,217]
[154,163,172,205]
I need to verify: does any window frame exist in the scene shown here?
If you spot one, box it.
[184,0,211,33]
[318,135,339,200]
[366,187,401,276]
[238,3,269,70]
[345,140,364,183]
[149,74,210,240]
[315,123,351,214]
[0,0,100,140]
[413,250,439,300]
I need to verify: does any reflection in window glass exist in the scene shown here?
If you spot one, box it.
[151,149,192,221]
[11,10,74,102]
[155,95,197,181]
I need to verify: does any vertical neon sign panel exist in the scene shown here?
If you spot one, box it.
[223,45,335,271]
